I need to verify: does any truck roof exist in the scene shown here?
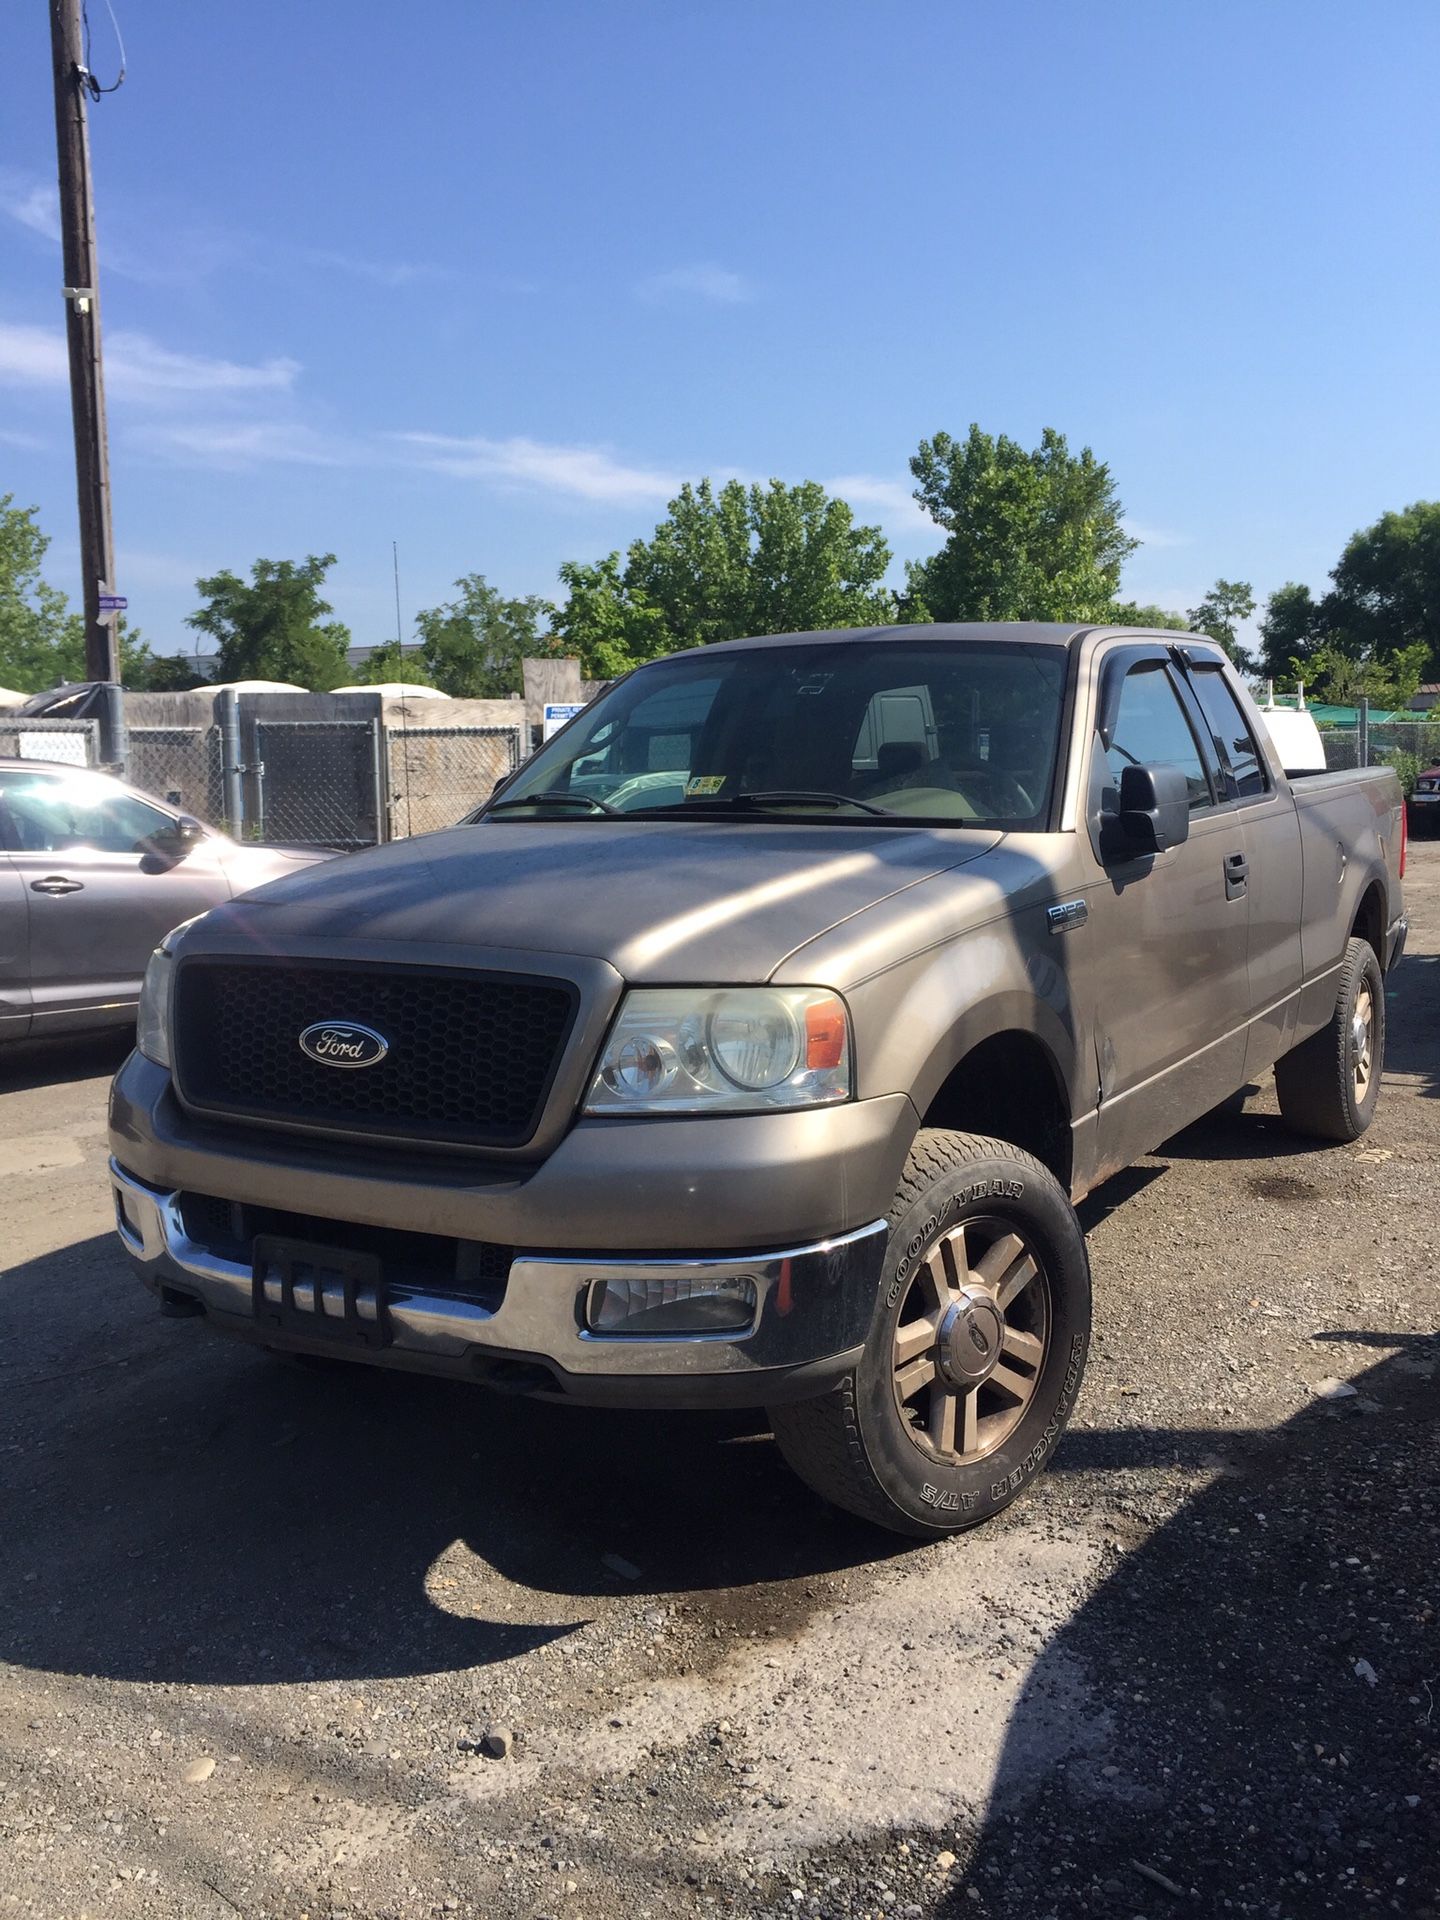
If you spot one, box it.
[669,621,1205,659]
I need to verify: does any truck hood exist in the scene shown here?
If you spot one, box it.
[209,818,1003,982]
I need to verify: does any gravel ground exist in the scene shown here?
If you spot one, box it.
[1,846,1436,1920]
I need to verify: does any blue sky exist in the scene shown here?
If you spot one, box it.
[3,0,1438,660]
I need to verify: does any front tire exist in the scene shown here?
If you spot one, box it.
[768,1129,1091,1538]
[1274,936,1384,1142]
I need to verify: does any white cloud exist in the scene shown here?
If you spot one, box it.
[394,432,681,504]
[825,474,942,543]
[301,248,448,290]
[636,262,753,305]
[133,420,350,470]
[107,332,299,399]
[0,425,49,453]
[1124,521,1190,550]
[0,322,299,402]
[0,172,60,243]
[0,323,67,388]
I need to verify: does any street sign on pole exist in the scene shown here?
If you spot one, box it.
[97,592,127,612]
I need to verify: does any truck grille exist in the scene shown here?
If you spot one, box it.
[172,959,578,1148]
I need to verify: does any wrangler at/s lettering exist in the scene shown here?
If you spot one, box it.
[108,622,1407,1536]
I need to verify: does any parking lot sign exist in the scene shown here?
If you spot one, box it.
[543,702,586,741]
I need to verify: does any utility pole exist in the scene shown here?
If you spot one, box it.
[49,0,119,686]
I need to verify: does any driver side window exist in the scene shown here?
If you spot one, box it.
[1102,666,1213,814]
[0,775,173,854]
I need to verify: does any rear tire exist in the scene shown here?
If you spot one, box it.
[768,1129,1091,1539]
[1274,936,1384,1142]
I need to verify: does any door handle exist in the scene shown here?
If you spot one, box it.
[1223,851,1248,900]
[30,875,84,896]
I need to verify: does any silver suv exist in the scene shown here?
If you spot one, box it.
[0,758,329,1043]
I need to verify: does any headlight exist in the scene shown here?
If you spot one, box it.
[135,945,174,1068]
[585,987,852,1115]
[135,915,206,1068]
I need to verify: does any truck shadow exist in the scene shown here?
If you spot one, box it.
[1383,949,1440,1100]
[0,1031,131,1092]
[944,1328,1440,1917]
[1155,1091,1333,1164]
[0,1237,894,1688]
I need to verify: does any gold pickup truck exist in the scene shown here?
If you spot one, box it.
[108,622,1408,1536]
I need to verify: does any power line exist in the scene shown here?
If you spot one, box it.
[79,0,126,97]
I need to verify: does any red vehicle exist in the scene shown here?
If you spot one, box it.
[1410,765,1440,835]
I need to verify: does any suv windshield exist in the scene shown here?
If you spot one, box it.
[483,641,1068,827]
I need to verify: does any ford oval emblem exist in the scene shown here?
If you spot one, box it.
[298,1020,389,1069]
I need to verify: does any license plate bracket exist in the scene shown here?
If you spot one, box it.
[252,1235,389,1349]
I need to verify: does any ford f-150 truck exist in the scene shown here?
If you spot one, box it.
[108,623,1408,1537]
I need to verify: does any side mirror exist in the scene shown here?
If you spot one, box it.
[1113,763,1190,857]
[147,815,206,861]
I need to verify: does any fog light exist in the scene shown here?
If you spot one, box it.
[115,1188,141,1244]
[587,1274,758,1336]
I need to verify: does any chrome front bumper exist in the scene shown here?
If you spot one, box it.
[110,1158,888,1409]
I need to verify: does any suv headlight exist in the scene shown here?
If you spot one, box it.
[135,915,206,1068]
[585,987,852,1115]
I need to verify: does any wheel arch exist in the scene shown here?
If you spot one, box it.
[1352,877,1387,968]
[917,1023,1075,1193]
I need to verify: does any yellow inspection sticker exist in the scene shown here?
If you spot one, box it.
[685,775,727,796]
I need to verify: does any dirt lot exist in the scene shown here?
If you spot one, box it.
[2,848,1437,1920]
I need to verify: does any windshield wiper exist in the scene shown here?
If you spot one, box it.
[630,789,895,818]
[488,791,619,816]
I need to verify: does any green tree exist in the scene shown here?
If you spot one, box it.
[0,495,157,690]
[906,426,1136,622]
[1186,579,1257,669]
[1306,641,1428,713]
[553,553,671,680]
[1106,600,1188,631]
[555,478,894,677]
[414,574,558,698]
[1257,582,1326,681]
[126,648,208,691]
[185,554,351,689]
[0,493,85,690]
[352,639,433,687]
[1327,501,1440,673]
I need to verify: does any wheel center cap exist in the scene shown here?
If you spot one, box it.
[936,1286,1006,1388]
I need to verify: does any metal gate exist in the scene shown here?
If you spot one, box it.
[252,719,383,848]
[126,725,225,825]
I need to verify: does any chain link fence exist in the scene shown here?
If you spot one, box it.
[93,716,526,848]
[1318,718,1440,785]
[0,717,101,767]
[126,725,226,825]
[383,725,522,838]
[254,719,385,849]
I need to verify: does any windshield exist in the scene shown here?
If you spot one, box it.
[483,641,1068,827]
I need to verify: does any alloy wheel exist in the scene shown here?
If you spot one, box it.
[889,1215,1051,1465]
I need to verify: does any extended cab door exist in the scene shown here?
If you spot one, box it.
[1179,656,1303,1079]
[1084,646,1252,1172]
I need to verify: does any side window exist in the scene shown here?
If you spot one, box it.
[1102,664,1212,813]
[1187,668,1268,799]
[0,774,173,854]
